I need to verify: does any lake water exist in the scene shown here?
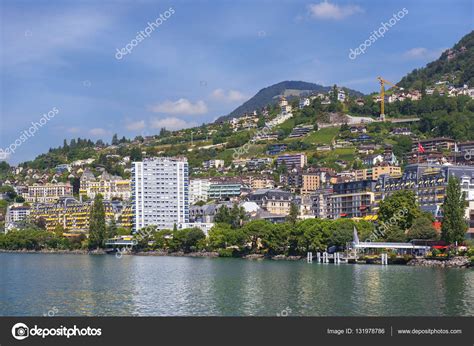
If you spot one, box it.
[0,253,473,316]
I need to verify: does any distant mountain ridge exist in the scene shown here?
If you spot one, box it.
[397,31,474,89]
[217,80,364,122]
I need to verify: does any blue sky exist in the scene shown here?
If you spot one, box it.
[0,0,472,164]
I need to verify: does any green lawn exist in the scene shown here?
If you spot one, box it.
[218,144,267,162]
[301,126,339,145]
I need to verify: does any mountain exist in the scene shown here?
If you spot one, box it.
[217,80,364,122]
[397,31,474,89]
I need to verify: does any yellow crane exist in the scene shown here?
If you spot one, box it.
[377,76,398,121]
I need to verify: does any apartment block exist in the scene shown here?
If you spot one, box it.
[412,138,456,152]
[329,192,375,219]
[203,159,225,170]
[301,173,321,194]
[189,179,211,204]
[276,153,307,169]
[132,157,189,231]
[354,165,402,181]
[208,182,241,199]
[5,204,31,231]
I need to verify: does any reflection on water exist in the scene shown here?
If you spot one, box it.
[0,253,472,316]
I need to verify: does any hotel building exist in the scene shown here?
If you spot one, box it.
[79,170,131,201]
[22,182,73,203]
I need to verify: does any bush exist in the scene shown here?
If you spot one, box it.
[218,248,236,257]
[466,248,474,257]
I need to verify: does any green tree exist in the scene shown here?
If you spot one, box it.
[407,215,438,240]
[393,136,413,163]
[130,147,143,162]
[0,185,17,201]
[242,220,273,253]
[378,191,421,230]
[111,134,119,145]
[441,176,468,243]
[383,225,407,242]
[88,194,107,248]
[168,228,206,253]
[214,205,231,224]
[289,219,327,255]
[326,219,360,247]
[287,202,299,224]
[34,217,47,230]
[261,222,290,255]
[229,203,246,229]
[208,224,246,250]
[107,218,118,238]
[153,229,172,250]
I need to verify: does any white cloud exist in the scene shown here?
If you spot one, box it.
[211,89,247,103]
[149,98,208,115]
[125,120,145,131]
[88,128,108,136]
[403,47,444,60]
[308,1,363,20]
[150,117,197,130]
[66,127,81,134]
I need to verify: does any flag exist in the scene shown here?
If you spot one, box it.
[418,142,425,153]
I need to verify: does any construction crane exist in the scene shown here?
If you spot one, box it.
[377,76,398,121]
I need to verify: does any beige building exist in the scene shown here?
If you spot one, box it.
[248,189,293,215]
[251,178,275,190]
[301,173,320,194]
[80,170,131,201]
[355,166,401,181]
[23,182,73,203]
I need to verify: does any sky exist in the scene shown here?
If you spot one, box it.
[0,0,472,164]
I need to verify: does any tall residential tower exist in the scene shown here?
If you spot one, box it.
[132,157,189,231]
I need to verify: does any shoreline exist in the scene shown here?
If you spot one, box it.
[0,249,471,268]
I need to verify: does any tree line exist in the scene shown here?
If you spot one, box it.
[0,178,468,253]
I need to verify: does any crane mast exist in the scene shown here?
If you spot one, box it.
[377,76,398,121]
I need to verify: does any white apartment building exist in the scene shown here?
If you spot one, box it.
[189,179,211,204]
[132,157,189,231]
[5,204,31,231]
[203,159,225,169]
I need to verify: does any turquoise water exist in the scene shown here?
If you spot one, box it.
[0,253,472,316]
